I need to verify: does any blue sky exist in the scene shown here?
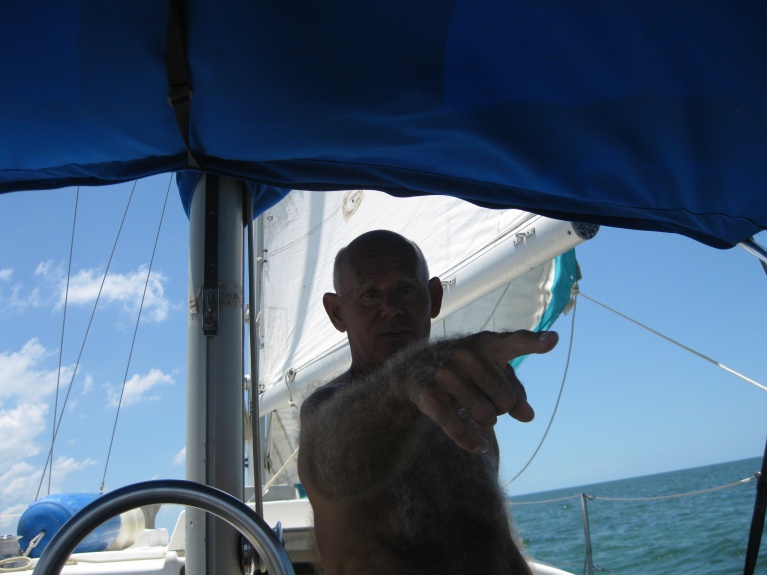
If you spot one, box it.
[1,174,765,530]
[500,222,767,495]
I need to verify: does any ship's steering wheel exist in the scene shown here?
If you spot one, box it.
[34,479,294,575]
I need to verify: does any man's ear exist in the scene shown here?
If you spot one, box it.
[322,292,347,333]
[428,277,444,319]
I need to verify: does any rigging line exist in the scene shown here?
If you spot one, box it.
[591,476,756,502]
[35,181,138,501]
[577,292,767,393]
[502,289,579,489]
[100,176,172,493]
[49,187,79,496]
[509,476,756,506]
[509,494,580,506]
[480,282,512,331]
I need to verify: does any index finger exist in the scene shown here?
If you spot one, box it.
[479,330,559,368]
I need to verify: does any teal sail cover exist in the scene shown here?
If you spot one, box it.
[533,251,580,335]
[0,1,765,248]
[511,249,579,370]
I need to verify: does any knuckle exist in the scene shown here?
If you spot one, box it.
[446,423,474,445]
[475,406,498,427]
[417,387,441,408]
[494,392,516,413]
[449,348,473,366]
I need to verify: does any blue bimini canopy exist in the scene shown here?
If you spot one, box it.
[0,1,765,248]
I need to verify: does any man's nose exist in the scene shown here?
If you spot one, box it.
[380,290,405,316]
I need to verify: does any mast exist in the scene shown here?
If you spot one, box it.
[186,175,246,575]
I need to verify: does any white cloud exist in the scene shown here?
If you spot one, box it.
[4,281,45,312]
[2,260,61,311]
[0,402,48,460]
[0,342,98,534]
[173,447,186,467]
[2,261,171,322]
[0,339,76,400]
[0,339,94,520]
[61,265,170,322]
[107,368,175,407]
[34,260,56,278]
[10,284,42,310]
[52,455,97,477]
[80,374,94,396]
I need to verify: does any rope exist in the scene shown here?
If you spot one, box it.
[510,475,756,506]
[262,448,300,495]
[0,557,33,572]
[100,177,172,492]
[35,182,137,501]
[502,289,579,488]
[578,292,767,393]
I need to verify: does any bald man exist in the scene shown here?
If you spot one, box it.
[298,230,558,574]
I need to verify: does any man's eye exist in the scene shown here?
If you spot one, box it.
[362,290,378,298]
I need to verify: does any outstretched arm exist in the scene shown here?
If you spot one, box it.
[407,330,557,454]
[297,330,558,500]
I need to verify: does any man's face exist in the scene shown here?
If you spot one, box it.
[328,239,440,373]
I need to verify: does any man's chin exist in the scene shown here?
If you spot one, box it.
[379,334,416,355]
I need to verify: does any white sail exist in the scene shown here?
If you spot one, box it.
[255,189,595,488]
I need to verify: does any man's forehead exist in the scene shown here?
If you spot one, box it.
[338,246,421,287]
[351,269,421,287]
[345,243,420,274]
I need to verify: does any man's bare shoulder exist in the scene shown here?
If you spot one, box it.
[300,371,358,419]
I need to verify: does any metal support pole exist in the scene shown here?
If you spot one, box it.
[580,493,595,575]
[738,238,767,267]
[246,194,264,520]
[187,175,246,575]
[743,435,767,575]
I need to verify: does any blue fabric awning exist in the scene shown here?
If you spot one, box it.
[1,1,765,248]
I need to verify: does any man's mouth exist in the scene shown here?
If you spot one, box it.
[380,327,410,337]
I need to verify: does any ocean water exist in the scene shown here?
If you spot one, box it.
[509,457,766,575]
